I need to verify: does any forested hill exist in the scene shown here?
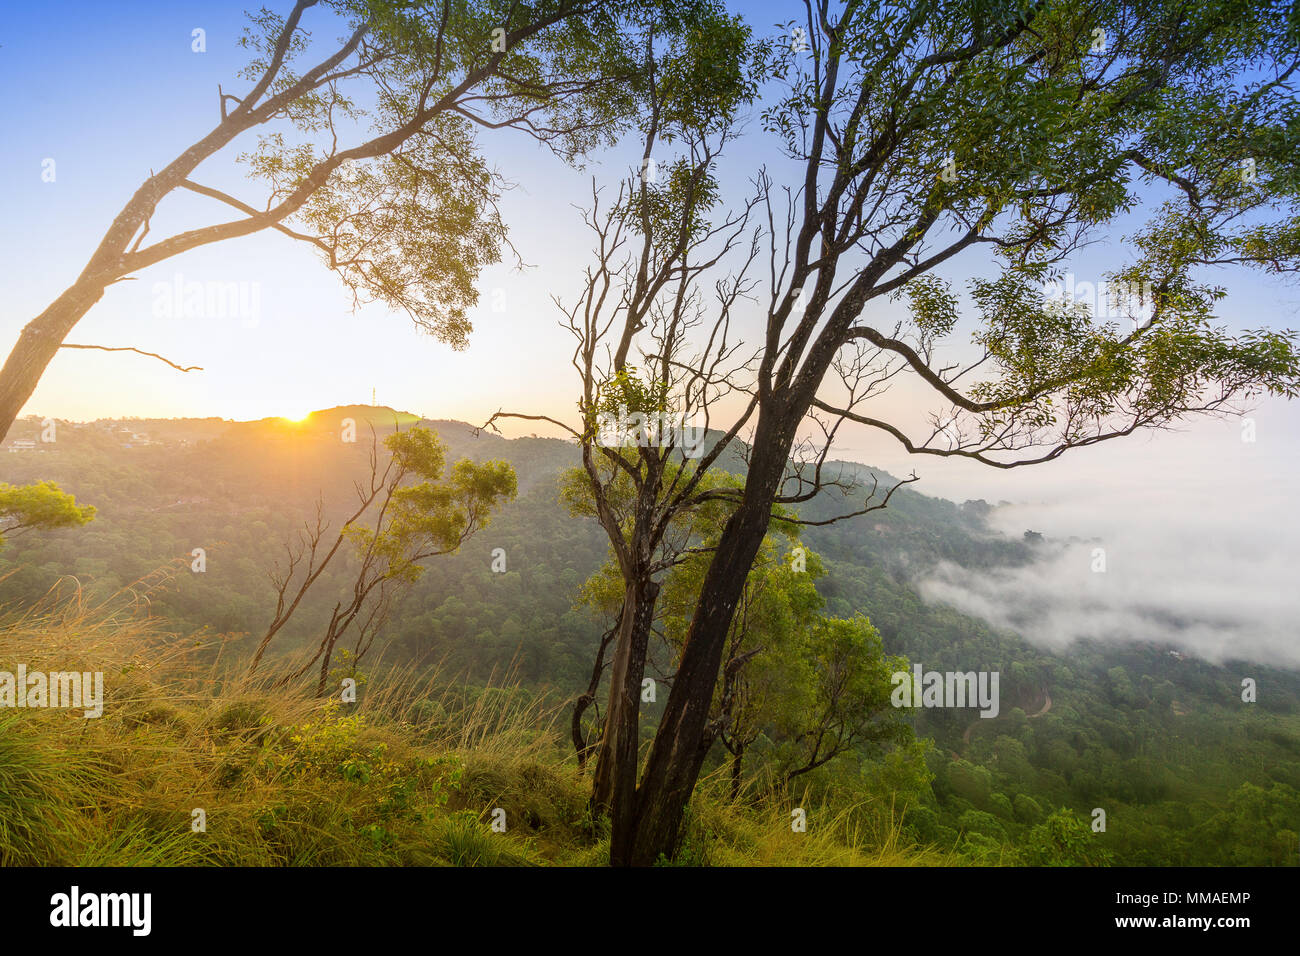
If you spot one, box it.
[0,405,1036,679]
[1,403,1027,662]
[3,407,1299,865]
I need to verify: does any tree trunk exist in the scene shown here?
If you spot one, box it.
[622,419,794,866]
[316,631,341,698]
[591,575,659,863]
[0,286,107,440]
[572,693,596,771]
[623,512,768,864]
[572,617,619,772]
[0,130,247,443]
[729,745,745,801]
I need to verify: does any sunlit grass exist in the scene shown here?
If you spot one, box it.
[0,575,961,867]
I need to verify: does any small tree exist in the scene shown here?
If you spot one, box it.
[778,615,913,789]
[250,426,515,695]
[0,481,96,547]
[661,537,912,800]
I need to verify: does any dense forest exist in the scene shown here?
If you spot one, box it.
[4,407,1296,865]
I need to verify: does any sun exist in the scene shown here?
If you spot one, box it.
[281,409,313,423]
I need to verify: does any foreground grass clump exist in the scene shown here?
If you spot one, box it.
[0,579,946,866]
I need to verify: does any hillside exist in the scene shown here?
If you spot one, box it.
[3,408,1299,865]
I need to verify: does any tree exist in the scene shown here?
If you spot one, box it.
[779,615,914,787]
[1022,808,1114,866]
[1191,781,1300,865]
[249,426,516,695]
[654,518,911,799]
[0,481,96,547]
[620,0,1300,866]
[678,538,825,799]
[0,0,646,441]
[568,477,916,804]
[557,460,760,791]
[485,0,760,859]
[503,0,1300,864]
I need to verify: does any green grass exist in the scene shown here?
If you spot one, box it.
[0,581,953,867]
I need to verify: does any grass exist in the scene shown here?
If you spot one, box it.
[0,576,955,867]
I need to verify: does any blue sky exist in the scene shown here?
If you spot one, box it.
[2,2,1298,501]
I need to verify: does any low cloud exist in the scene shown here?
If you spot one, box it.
[918,489,1300,669]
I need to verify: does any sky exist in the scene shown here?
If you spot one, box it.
[3,1,1298,667]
